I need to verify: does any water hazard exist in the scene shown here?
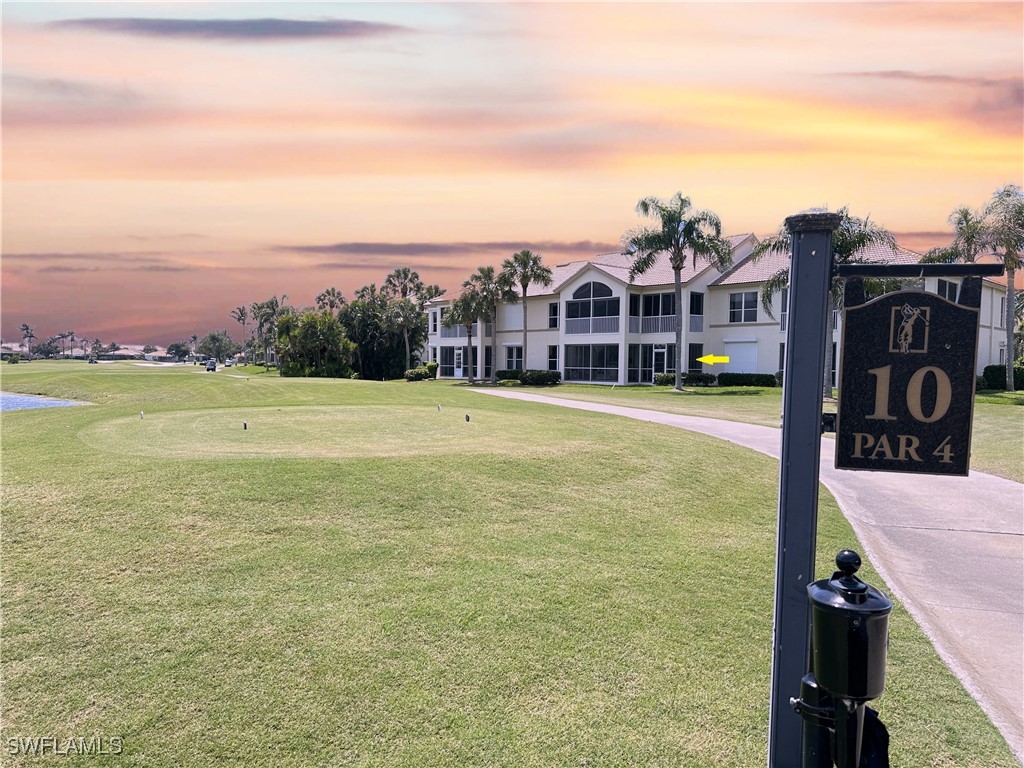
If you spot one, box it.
[1,393,89,411]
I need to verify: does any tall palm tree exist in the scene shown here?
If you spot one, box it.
[383,267,424,301]
[985,184,1023,391]
[315,287,346,313]
[230,306,249,364]
[443,291,484,383]
[19,323,35,354]
[464,266,518,384]
[190,334,199,359]
[624,192,733,390]
[501,249,552,372]
[390,298,424,373]
[55,331,68,357]
[67,331,76,359]
[751,207,898,398]
[251,296,285,371]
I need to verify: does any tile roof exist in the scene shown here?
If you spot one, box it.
[711,241,924,286]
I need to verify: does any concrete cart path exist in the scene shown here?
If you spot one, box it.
[473,388,1024,762]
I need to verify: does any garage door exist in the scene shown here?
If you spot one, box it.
[724,341,757,373]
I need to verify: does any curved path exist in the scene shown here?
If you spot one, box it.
[473,389,1024,762]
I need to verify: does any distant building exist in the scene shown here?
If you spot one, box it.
[424,236,1006,383]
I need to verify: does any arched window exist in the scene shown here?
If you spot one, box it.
[568,282,619,319]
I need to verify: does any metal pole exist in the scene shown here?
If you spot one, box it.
[768,211,841,767]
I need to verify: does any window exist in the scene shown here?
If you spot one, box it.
[780,288,788,332]
[548,302,559,329]
[689,292,704,317]
[431,311,438,334]
[548,345,558,371]
[566,281,620,333]
[430,347,437,363]
[729,291,757,323]
[643,292,675,317]
[937,279,958,302]
[998,297,1006,328]
[629,294,641,317]
[626,343,677,382]
[688,343,704,374]
[565,344,618,382]
[999,345,1006,365]
[506,345,523,371]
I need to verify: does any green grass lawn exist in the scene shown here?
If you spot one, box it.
[546,384,1024,483]
[0,361,1017,766]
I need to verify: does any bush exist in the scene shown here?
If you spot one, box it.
[497,379,522,387]
[6,354,20,364]
[404,366,432,381]
[982,364,1024,390]
[717,372,778,387]
[424,361,438,378]
[976,375,987,391]
[519,369,561,386]
[653,372,675,386]
[683,372,717,387]
[495,369,522,382]
[774,370,784,387]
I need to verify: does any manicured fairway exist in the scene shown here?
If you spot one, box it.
[548,383,1024,483]
[1,362,1017,766]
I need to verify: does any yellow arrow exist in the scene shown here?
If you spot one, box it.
[696,354,730,365]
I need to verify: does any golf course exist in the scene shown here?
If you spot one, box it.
[1,361,1019,766]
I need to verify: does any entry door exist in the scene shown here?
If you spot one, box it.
[652,347,667,381]
[453,348,464,378]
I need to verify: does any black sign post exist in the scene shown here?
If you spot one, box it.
[767,211,840,768]
[836,279,982,476]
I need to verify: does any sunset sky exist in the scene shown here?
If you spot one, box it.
[2,2,1021,346]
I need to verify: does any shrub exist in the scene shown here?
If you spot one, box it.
[976,375,987,391]
[424,361,439,378]
[982,364,1024,390]
[717,372,778,387]
[653,372,675,386]
[7,354,20,364]
[682,372,717,387]
[774,370,784,387]
[497,379,522,387]
[404,366,431,382]
[519,369,561,386]
[495,369,522,382]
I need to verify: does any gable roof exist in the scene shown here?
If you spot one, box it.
[711,240,924,287]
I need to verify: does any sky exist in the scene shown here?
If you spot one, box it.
[2,1,1021,347]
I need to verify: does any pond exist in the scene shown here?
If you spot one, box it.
[0,393,90,412]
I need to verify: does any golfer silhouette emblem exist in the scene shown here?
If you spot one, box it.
[890,304,930,354]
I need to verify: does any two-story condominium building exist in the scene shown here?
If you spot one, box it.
[424,236,1008,384]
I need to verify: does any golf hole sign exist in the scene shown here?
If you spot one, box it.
[836,287,980,476]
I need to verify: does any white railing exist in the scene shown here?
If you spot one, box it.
[628,317,640,334]
[688,315,703,333]
[641,316,674,334]
[440,326,466,338]
[566,317,620,335]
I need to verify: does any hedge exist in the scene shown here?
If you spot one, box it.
[519,370,561,386]
[654,372,718,387]
[424,361,438,378]
[717,372,778,387]
[495,369,521,382]
[982,364,1024,390]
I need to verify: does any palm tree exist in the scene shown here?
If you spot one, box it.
[985,184,1023,391]
[230,306,249,364]
[67,331,76,359]
[751,207,898,398]
[443,291,484,383]
[251,297,285,371]
[19,323,35,354]
[190,334,199,360]
[464,266,518,384]
[624,192,733,390]
[922,206,988,265]
[315,287,346,313]
[390,298,424,373]
[383,267,424,301]
[501,249,552,372]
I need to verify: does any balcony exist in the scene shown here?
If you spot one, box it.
[641,316,674,334]
[440,326,466,339]
[628,317,640,334]
[566,316,620,335]
[688,315,704,333]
